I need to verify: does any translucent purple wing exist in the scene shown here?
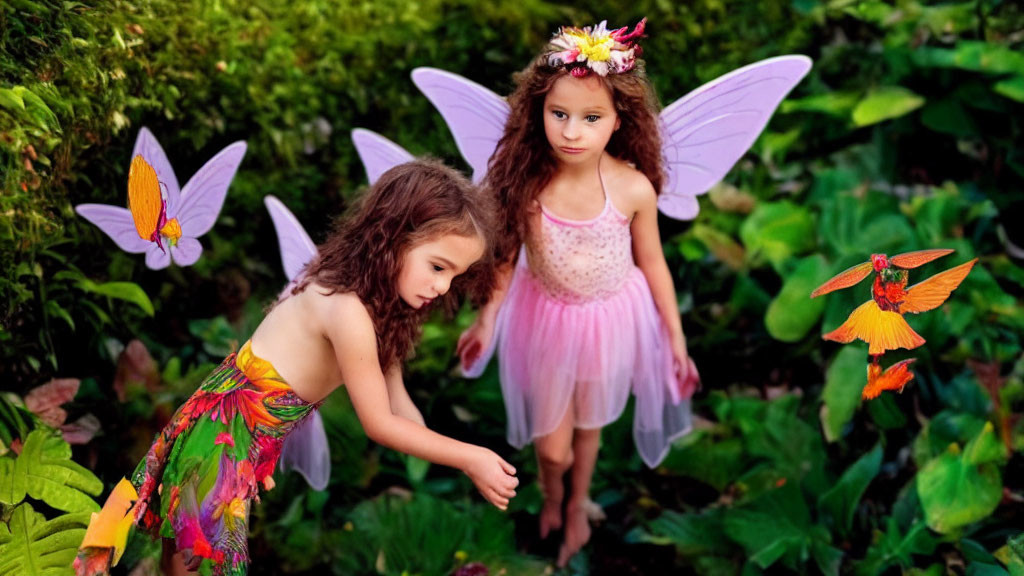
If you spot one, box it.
[132,127,181,211]
[264,195,329,489]
[278,411,330,491]
[74,204,151,253]
[174,141,247,237]
[411,67,509,183]
[352,128,414,185]
[658,55,812,220]
[264,195,317,281]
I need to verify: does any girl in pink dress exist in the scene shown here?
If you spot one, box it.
[455,19,698,566]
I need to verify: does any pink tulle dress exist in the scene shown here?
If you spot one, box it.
[476,173,693,468]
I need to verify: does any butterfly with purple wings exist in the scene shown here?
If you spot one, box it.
[264,128,413,491]
[76,127,246,270]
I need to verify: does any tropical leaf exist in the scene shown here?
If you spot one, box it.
[820,345,867,442]
[917,423,1004,533]
[0,502,92,576]
[856,516,938,576]
[765,255,830,342]
[0,430,102,513]
[818,443,882,535]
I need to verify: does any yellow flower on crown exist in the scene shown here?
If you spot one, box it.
[547,18,646,77]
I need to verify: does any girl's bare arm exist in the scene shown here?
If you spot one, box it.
[323,294,518,507]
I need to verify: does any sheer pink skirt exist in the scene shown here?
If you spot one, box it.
[475,260,693,468]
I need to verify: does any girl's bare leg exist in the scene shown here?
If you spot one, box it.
[557,427,601,567]
[533,404,576,539]
[160,539,194,576]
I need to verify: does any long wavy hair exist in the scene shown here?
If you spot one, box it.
[484,56,665,264]
[294,159,496,368]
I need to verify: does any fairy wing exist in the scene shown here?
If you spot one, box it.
[411,67,509,183]
[658,55,812,220]
[263,195,329,489]
[810,261,874,298]
[901,258,977,314]
[264,195,318,281]
[889,249,955,269]
[352,128,414,185]
[75,204,152,254]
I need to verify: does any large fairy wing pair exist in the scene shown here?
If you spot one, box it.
[411,55,812,219]
[265,128,413,491]
[76,128,247,269]
[415,57,811,375]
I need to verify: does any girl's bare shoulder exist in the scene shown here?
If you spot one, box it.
[306,285,373,335]
[604,155,656,213]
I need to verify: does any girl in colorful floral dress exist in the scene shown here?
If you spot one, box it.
[76,159,518,576]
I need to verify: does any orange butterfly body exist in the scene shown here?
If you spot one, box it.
[128,155,181,253]
[812,249,977,356]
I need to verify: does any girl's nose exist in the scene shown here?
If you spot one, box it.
[435,275,452,296]
[562,119,580,140]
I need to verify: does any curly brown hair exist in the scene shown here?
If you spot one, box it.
[484,56,665,264]
[294,159,496,368]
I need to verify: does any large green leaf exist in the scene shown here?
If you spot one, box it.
[993,76,1024,103]
[74,279,154,317]
[0,502,92,576]
[820,345,868,442]
[765,255,830,342]
[856,517,938,576]
[5,430,102,514]
[912,41,1024,76]
[818,443,883,535]
[852,87,925,127]
[738,201,816,269]
[626,508,733,556]
[917,424,1003,533]
[723,483,841,575]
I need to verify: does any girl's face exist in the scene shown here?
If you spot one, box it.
[543,74,620,165]
[397,232,485,309]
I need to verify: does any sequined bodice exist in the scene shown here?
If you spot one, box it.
[525,191,634,304]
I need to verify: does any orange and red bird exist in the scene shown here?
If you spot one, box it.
[811,249,977,356]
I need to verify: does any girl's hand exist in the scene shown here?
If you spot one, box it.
[672,338,700,399]
[456,318,495,371]
[464,447,518,510]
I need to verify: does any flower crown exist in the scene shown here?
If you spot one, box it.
[546,18,646,78]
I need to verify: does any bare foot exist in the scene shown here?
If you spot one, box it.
[539,497,563,539]
[557,502,592,567]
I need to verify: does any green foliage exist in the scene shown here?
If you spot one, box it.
[2,0,1021,572]
[325,494,543,575]
[917,422,1006,534]
[0,503,93,576]
[0,430,102,513]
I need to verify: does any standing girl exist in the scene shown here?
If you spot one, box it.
[455,19,696,566]
[77,159,519,576]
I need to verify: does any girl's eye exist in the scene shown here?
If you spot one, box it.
[586,115,600,123]
[552,110,566,119]
[433,265,444,272]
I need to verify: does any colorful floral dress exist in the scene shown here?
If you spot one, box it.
[76,341,321,576]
